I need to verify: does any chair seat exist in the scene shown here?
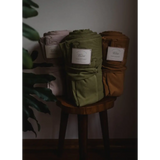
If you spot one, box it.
[56,96,116,115]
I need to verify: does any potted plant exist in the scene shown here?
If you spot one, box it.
[23,0,56,136]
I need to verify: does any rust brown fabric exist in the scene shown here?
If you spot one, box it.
[100,31,129,96]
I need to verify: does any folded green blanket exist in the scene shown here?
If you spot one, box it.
[59,29,104,107]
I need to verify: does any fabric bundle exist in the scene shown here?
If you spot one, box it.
[100,31,129,96]
[38,30,70,96]
[39,30,70,59]
[59,29,104,107]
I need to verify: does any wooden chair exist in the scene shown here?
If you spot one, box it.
[56,96,117,160]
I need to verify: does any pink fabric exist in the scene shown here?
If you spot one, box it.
[40,30,70,45]
[37,30,70,95]
[39,30,70,59]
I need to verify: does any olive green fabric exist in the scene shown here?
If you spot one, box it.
[59,29,104,107]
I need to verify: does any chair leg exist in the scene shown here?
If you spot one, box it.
[78,114,88,160]
[58,110,69,156]
[99,110,110,159]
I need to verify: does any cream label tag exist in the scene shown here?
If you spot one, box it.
[106,47,125,61]
[72,48,91,65]
[45,45,61,58]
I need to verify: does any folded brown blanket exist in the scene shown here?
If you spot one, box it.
[100,31,129,96]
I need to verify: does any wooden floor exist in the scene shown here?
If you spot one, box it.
[23,148,137,160]
[23,139,137,160]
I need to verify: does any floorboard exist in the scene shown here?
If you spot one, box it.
[23,139,137,160]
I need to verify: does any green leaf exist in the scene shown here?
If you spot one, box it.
[23,105,40,131]
[23,48,33,69]
[23,23,40,41]
[23,0,39,8]
[23,73,56,86]
[31,50,38,61]
[23,86,57,102]
[23,111,37,137]
[23,94,51,114]
[23,6,38,18]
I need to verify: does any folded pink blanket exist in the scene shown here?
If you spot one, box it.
[37,30,70,95]
[39,30,70,58]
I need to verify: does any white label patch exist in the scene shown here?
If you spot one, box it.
[72,48,91,65]
[45,45,61,58]
[106,47,125,61]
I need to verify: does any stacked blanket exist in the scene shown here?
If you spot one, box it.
[39,30,70,59]
[100,31,129,96]
[38,30,70,95]
[59,29,104,107]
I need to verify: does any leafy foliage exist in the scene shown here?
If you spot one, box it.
[23,0,57,136]
[23,48,33,69]
[23,23,40,41]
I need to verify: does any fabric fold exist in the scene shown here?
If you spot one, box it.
[100,31,129,97]
[39,30,70,59]
[59,29,104,107]
[66,66,98,81]
[38,30,70,96]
